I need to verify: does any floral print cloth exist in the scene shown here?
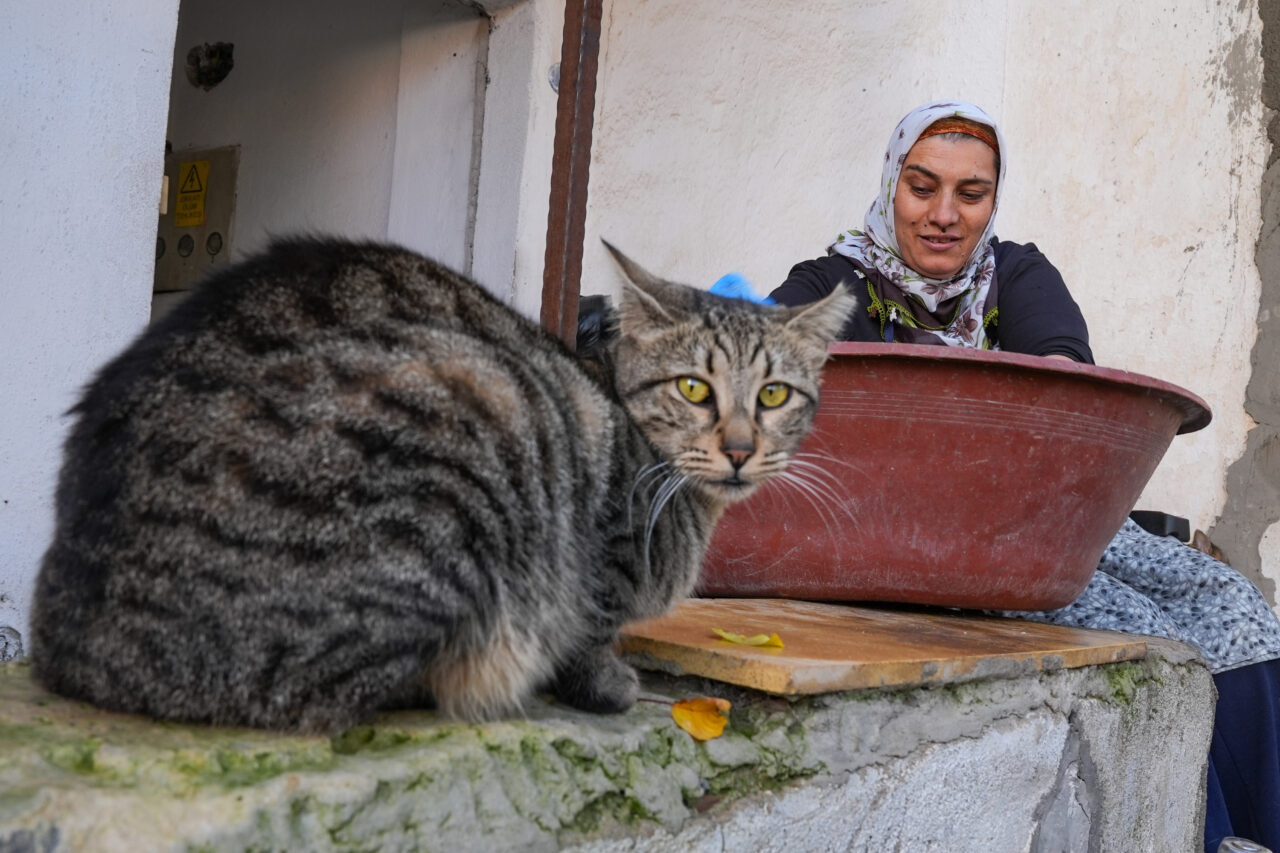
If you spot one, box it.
[1002,520,1280,674]
[830,100,1006,349]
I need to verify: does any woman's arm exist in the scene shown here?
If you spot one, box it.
[992,241,1094,363]
[769,255,870,342]
[769,244,1092,359]
[770,256,845,307]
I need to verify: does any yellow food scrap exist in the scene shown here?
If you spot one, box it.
[671,697,731,741]
[712,628,784,648]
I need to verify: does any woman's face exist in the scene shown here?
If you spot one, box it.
[892,135,997,279]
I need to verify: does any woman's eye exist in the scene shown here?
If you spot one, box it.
[910,185,932,197]
[961,192,988,202]
[758,383,790,408]
[677,376,711,404]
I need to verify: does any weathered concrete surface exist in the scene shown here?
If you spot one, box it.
[0,639,1213,852]
[1216,0,1280,615]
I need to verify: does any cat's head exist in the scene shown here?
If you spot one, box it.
[603,242,856,506]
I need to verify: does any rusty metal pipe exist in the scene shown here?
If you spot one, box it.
[540,0,603,351]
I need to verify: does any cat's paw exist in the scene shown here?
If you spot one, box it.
[551,646,639,714]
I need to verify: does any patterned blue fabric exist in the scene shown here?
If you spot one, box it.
[1002,519,1280,674]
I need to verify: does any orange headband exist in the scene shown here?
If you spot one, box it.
[917,117,999,155]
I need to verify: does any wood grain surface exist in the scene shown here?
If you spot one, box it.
[620,598,1147,695]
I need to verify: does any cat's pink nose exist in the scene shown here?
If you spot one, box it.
[722,444,753,470]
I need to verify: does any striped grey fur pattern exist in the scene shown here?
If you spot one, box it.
[31,237,854,732]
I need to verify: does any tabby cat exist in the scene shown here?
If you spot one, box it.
[31,237,854,732]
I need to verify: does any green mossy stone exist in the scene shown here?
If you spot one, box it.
[0,663,825,850]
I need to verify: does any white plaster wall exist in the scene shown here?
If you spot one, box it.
[0,0,181,648]
[472,0,567,315]
[166,0,408,256]
[583,0,1267,530]
[388,2,491,273]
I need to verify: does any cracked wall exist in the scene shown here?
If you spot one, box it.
[1215,1,1280,612]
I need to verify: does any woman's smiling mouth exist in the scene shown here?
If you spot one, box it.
[919,234,962,250]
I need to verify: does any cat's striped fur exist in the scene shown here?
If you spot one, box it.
[31,237,854,732]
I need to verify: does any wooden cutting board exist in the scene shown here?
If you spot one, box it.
[619,598,1147,695]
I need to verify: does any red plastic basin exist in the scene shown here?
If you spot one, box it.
[700,343,1212,611]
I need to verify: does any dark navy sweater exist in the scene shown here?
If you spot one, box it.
[769,238,1094,363]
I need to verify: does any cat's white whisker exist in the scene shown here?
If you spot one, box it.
[643,473,688,573]
[628,462,671,530]
[788,457,859,504]
[774,465,855,543]
[784,457,844,490]
[786,457,866,508]
[792,450,868,482]
[774,474,844,546]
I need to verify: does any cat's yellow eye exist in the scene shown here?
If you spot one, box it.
[676,376,711,404]
[758,383,790,409]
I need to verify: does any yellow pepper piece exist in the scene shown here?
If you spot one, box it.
[712,628,784,648]
[671,697,731,741]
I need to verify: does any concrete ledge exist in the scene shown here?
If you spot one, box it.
[0,641,1213,852]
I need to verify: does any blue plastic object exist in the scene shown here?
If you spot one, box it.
[710,272,775,305]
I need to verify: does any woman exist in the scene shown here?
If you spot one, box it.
[771,101,1090,361]
[770,100,1280,853]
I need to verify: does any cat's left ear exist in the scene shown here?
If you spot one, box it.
[604,240,683,336]
[784,284,858,364]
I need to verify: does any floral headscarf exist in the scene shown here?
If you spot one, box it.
[831,100,1007,349]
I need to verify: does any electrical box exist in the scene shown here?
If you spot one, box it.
[154,145,239,300]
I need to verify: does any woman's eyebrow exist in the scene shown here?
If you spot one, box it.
[903,164,940,181]
[902,163,994,188]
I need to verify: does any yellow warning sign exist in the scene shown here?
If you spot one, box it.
[175,160,210,227]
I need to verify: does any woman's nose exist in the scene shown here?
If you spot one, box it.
[929,192,960,228]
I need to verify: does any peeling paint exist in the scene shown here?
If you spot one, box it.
[1212,24,1264,126]
[1260,520,1280,618]
[1217,0,1280,608]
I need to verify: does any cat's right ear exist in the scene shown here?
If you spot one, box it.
[603,240,677,336]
